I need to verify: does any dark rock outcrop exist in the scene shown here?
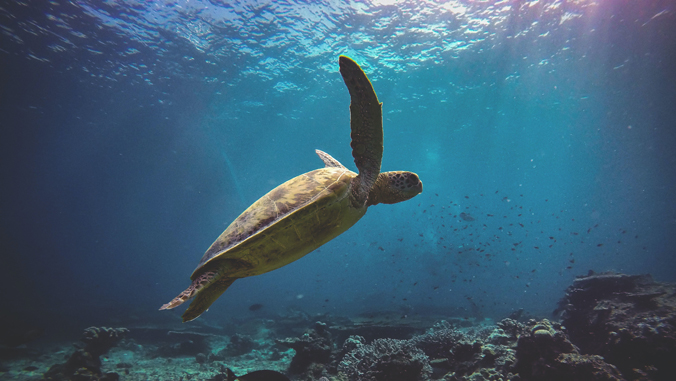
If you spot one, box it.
[514,318,624,381]
[558,271,676,380]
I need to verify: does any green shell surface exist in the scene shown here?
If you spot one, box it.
[191,166,366,280]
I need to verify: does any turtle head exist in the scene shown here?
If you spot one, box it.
[366,171,422,206]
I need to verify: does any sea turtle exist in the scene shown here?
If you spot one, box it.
[160,56,423,322]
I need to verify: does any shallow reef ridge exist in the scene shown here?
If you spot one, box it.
[0,271,674,381]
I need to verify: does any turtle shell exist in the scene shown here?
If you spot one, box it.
[191,166,366,281]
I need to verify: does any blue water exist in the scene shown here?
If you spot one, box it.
[1,0,675,336]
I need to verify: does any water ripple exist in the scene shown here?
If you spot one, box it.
[1,0,670,96]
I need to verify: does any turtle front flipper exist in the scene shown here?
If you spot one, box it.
[339,56,383,206]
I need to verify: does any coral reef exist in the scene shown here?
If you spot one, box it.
[154,330,212,357]
[276,321,334,373]
[338,337,432,381]
[558,271,676,380]
[404,321,520,380]
[3,272,674,381]
[218,333,259,357]
[44,326,128,381]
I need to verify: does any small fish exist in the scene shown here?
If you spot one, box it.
[225,368,290,381]
[248,303,264,311]
[459,212,475,222]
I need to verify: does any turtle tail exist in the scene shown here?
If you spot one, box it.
[160,271,218,311]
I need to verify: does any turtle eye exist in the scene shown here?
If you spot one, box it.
[405,173,420,187]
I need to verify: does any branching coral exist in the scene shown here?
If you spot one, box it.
[338,338,432,381]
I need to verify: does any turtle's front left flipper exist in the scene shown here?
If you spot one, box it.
[339,56,383,205]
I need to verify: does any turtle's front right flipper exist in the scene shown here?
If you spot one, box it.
[339,56,383,205]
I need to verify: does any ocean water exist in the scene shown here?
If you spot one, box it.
[1,0,675,340]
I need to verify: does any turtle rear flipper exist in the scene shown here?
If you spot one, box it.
[160,271,218,311]
[315,149,346,169]
[339,56,383,205]
[182,277,237,322]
